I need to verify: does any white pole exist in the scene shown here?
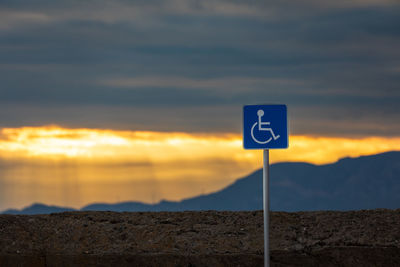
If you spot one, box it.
[263,149,270,267]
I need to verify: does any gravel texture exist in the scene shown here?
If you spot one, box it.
[0,209,399,266]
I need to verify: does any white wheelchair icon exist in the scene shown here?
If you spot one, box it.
[251,110,280,144]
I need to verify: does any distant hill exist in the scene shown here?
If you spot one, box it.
[3,151,400,214]
[2,203,75,215]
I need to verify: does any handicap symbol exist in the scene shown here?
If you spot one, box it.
[251,110,280,144]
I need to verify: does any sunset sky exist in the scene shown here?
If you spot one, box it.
[0,0,399,211]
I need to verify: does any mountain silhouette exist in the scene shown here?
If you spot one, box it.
[3,203,75,215]
[3,151,399,214]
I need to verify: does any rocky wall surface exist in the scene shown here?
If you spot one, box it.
[0,209,399,266]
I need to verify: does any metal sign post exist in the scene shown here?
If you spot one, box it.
[263,149,270,267]
[243,104,288,267]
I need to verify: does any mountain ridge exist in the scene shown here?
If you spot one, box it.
[3,151,399,214]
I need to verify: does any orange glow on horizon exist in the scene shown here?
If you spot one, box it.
[0,125,399,166]
[0,125,399,210]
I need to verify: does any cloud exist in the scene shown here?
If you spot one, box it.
[0,0,399,137]
[1,126,399,166]
[1,0,398,31]
[0,9,50,30]
[99,76,307,95]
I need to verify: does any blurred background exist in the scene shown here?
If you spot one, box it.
[0,0,399,211]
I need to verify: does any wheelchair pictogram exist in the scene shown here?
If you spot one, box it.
[251,110,280,144]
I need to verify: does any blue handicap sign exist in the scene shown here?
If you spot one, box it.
[243,104,288,149]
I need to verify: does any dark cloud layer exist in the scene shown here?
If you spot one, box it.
[1,0,399,136]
